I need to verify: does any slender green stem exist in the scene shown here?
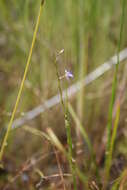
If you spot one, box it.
[65,90,77,190]
[105,0,126,181]
[0,0,45,161]
[65,112,77,190]
[53,55,77,190]
[53,57,65,112]
[108,103,120,173]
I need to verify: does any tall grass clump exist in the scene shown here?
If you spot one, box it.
[0,0,45,162]
[105,0,126,183]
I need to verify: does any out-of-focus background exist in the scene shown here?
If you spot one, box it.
[0,0,127,189]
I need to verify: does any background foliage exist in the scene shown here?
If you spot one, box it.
[0,0,127,189]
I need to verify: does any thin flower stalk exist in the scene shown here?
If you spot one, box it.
[0,0,45,161]
[65,90,77,190]
[53,51,77,190]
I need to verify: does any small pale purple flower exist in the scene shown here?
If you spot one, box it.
[65,70,74,80]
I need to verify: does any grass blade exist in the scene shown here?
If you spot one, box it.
[0,0,45,161]
[105,0,126,182]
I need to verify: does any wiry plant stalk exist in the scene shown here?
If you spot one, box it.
[0,0,45,162]
[65,111,77,190]
[65,93,77,190]
[105,0,126,182]
[53,52,77,190]
[107,102,120,175]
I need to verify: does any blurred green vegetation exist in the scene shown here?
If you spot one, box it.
[0,0,127,189]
